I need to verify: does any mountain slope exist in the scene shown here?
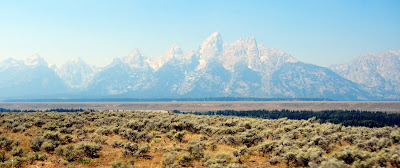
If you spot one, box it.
[269,62,370,100]
[86,49,155,97]
[0,54,68,98]
[1,33,398,100]
[331,50,400,99]
[56,58,97,89]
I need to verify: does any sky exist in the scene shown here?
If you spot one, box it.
[0,0,399,67]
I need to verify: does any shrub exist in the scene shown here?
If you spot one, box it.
[187,141,206,160]
[390,130,400,143]
[205,153,232,168]
[162,152,177,168]
[91,136,107,145]
[215,152,231,162]
[97,126,113,136]
[30,152,48,161]
[78,158,91,164]
[123,143,138,157]
[43,131,61,141]
[269,156,281,165]
[0,136,14,150]
[174,131,186,142]
[30,137,45,151]
[61,134,74,144]
[333,147,371,164]
[227,163,242,168]
[75,143,102,158]
[178,153,192,167]
[12,126,25,133]
[257,141,278,156]
[112,141,124,148]
[135,144,150,157]
[210,141,218,151]
[110,160,124,168]
[55,145,76,161]
[119,129,139,142]
[41,140,59,152]
[0,156,28,168]
[11,147,24,157]
[0,150,6,162]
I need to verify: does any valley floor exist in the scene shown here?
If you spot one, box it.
[1,101,400,113]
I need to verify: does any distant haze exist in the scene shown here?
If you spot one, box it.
[0,1,399,67]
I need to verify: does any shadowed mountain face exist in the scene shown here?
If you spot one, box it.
[0,33,398,100]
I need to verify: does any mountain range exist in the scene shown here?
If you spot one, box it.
[1,32,399,101]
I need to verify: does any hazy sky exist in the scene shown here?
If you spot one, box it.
[0,0,399,67]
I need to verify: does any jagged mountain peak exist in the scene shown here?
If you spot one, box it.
[121,48,150,69]
[61,57,91,68]
[386,49,400,55]
[56,57,96,89]
[166,44,183,58]
[150,44,185,70]
[24,53,48,67]
[1,33,399,100]
[199,32,223,55]
[71,57,85,64]
[197,32,224,70]
[230,36,258,51]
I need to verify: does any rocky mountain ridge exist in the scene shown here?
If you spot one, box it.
[0,32,398,100]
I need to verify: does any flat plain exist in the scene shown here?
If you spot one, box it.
[1,101,400,112]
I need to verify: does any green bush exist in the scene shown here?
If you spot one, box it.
[162,152,177,168]
[91,136,107,145]
[41,140,59,152]
[43,131,61,141]
[123,143,138,157]
[97,126,113,136]
[11,147,24,157]
[78,158,91,164]
[30,137,44,151]
[55,145,76,161]
[187,141,205,160]
[112,140,123,148]
[178,153,192,167]
[30,152,48,161]
[174,131,186,142]
[0,136,14,150]
[135,144,150,157]
[75,143,102,158]
[0,150,6,162]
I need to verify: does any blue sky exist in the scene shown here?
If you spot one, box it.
[0,0,399,67]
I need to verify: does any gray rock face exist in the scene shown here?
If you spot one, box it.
[86,49,155,96]
[331,50,400,99]
[1,33,398,100]
[56,58,97,89]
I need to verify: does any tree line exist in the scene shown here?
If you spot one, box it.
[173,109,400,127]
